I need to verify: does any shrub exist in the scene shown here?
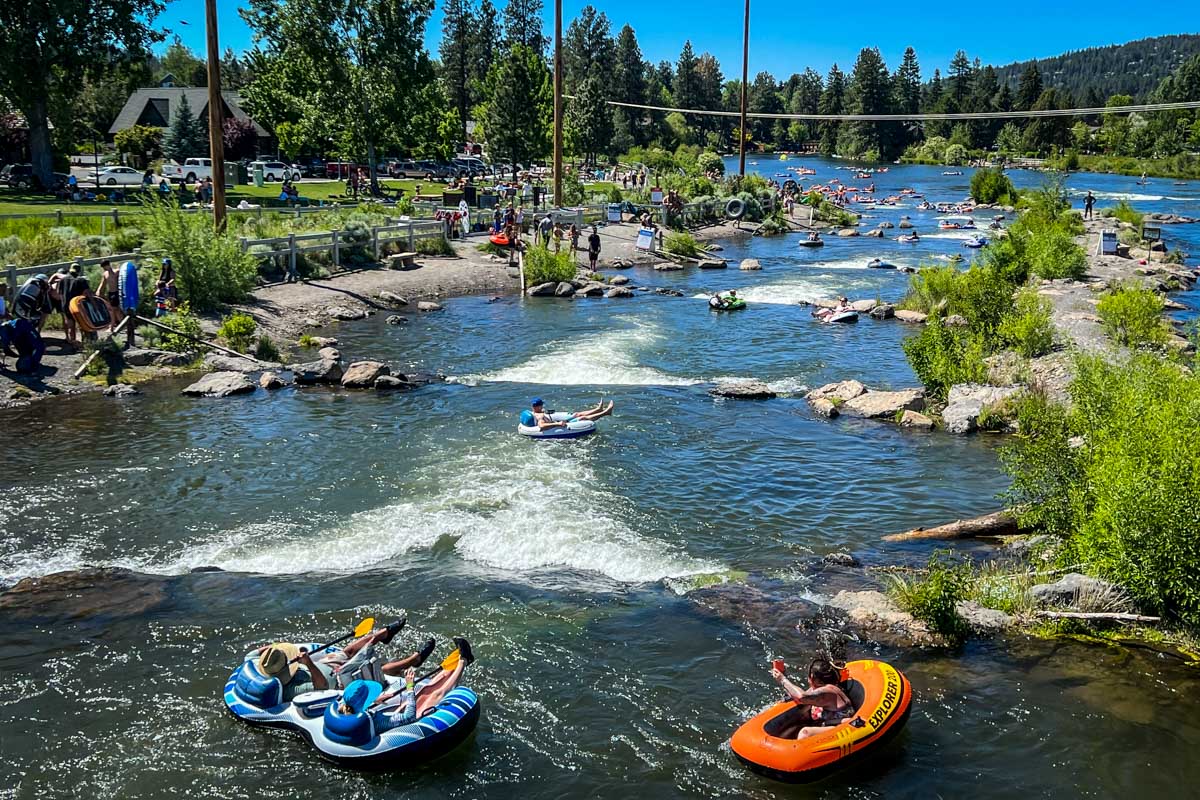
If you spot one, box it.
[696,151,725,176]
[298,333,318,348]
[970,168,1015,205]
[902,317,988,401]
[999,288,1055,357]
[1110,200,1143,226]
[141,200,258,311]
[415,235,454,257]
[1096,283,1167,348]
[814,200,856,227]
[15,232,73,266]
[143,304,203,354]
[886,550,969,642]
[663,231,701,258]
[218,312,257,353]
[1026,226,1087,280]
[523,246,575,286]
[254,334,280,362]
[605,184,623,203]
[757,209,789,236]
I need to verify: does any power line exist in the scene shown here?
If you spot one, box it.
[562,96,1200,122]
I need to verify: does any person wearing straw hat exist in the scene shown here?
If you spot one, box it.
[256,642,329,701]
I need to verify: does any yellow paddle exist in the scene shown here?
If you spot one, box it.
[416,647,461,682]
[291,617,376,664]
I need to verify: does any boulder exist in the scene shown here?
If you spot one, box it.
[374,374,415,391]
[943,314,969,327]
[956,601,1013,634]
[103,383,140,397]
[608,274,631,285]
[1031,573,1122,608]
[809,397,839,418]
[122,348,191,368]
[866,229,885,238]
[328,305,367,321]
[259,371,286,390]
[707,244,724,252]
[739,258,762,271]
[182,371,256,398]
[317,346,341,362]
[0,567,168,622]
[306,336,338,348]
[709,380,777,400]
[341,360,390,388]
[610,258,634,268]
[869,303,895,320]
[823,552,860,567]
[302,317,322,328]
[655,262,685,271]
[203,354,260,373]
[385,315,408,325]
[291,359,344,385]
[378,291,409,307]
[942,383,1023,435]
[898,410,935,429]
[841,389,925,419]
[417,301,443,312]
[698,259,727,269]
[655,288,685,297]
[898,220,913,229]
[894,309,927,324]
[604,286,635,298]
[527,281,558,297]
[877,221,894,229]
[837,228,860,237]
[807,380,867,402]
[574,283,606,297]
[850,299,877,313]
[824,591,932,643]
[554,281,577,297]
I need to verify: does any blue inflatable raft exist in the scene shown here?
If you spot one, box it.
[223,645,481,770]
[518,410,596,439]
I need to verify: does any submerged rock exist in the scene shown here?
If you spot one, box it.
[374,374,415,391]
[0,568,169,621]
[898,410,935,429]
[417,301,443,312]
[104,383,141,397]
[709,380,777,400]
[328,305,367,321]
[809,397,839,418]
[823,552,861,567]
[654,288,685,297]
[604,286,635,298]
[182,371,256,398]
[385,314,407,325]
[259,371,286,390]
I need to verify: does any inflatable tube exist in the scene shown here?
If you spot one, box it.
[224,645,480,771]
[709,297,746,311]
[814,309,859,324]
[866,259,896,270]
[963,236,987,249]
[118,261,139,312]
[797,240,824,248]
[69,295,114,333]
[725,198,746,220]
[897,235,919,244]
[518,411,596,439]
[489,233,511,247]
[731,659,911,783]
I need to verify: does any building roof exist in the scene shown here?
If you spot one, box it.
[108,88,269,138]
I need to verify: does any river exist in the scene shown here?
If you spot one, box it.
[1,159,1197,798]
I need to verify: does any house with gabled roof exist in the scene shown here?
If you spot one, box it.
[108,87,270,148]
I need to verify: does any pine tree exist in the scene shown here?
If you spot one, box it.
[612,25,647,147]
[564,6,614,92]
[471,0,499,100]
[748,70,781,143]
[567,65,614,164]
[948,50,974,105]
[162,92,207,162]
[818,64,846,155]
[503,0,546,55]
[841,48,893,159]
[1015,63,1043,112]
[894,47,921,114]
[674,41,698,110]
[440,0,476,144]
[693,53,724,140]
[923,68,943,110]
[481,43,551,177]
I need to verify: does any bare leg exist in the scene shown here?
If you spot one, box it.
[574,401,614,421]
[414,658,465,716]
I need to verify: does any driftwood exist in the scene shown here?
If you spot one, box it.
[72,315,131,379]
[1037,611,1161,624]
[883,510,1021,542]
[135,316,266,365]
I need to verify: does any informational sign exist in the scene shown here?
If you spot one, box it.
[636,227,655,251]
[1100,229,1118,255]
[650,187,664,204]
[1141,224,1162,242]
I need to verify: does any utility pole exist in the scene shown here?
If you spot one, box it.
[204,0,227,231]
[738,0,750,177]
[552,0,563,207]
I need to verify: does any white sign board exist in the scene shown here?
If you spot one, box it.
[636,227,655,251]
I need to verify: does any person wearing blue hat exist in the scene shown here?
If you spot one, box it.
[523,397,614,431]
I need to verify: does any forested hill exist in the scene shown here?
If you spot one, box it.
[993,34,1200,101]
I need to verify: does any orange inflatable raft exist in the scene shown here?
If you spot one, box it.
[731,659,911,783]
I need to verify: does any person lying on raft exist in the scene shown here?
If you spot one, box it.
[814,296,852,320]
[769,658,855,739]
[710,289,738,309]
[528,397,614,430]
[369,637,475,728]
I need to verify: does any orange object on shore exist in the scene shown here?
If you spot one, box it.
[489,233,511,247]
[730,659,911,783]
[69,294,114,334]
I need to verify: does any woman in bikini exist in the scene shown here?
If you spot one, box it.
[769,658,855,739]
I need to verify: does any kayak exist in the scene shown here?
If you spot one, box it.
[710,297,747,311]
[518,410,596,439]
[224,644,481,770]
[866,259,896,270]
[731,659,911,783]
[798,240,825,248]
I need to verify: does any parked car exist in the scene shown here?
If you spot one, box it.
[89,166,144,186]
[1,163,35,189]
[451,156,488,177]
[390,159,450,180]
[160,157,213,183]
[250,160,301,182]
[293,158,326,178]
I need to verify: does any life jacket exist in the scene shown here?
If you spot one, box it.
[14,278,49,320]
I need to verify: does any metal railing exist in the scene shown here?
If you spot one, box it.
[238,218,447,273]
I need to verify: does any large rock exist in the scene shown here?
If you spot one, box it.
[574,283,606,297]
[866,229,885,238]
[203,353,260,373]
[837,228,860,237]
[809,397,839,418]
[608,274,631,285]
[709,380,777,400]
[123,348,191,367]
[554,281,576,297]
[898,220,914,229]
[306,336,338,348]
[697,259,727,269]
[655,262,685,271]
[654,288,685,297]
[956,601,1013,634]
[341,360,390,388]
[824,591,933,644]
[841,389,925,419]
[0,567,168,622]
[378,291,409,307]
[527,281,558,297]
[316,346,341,362]
[898,410,934,429]
[328,305,367,321]
[850,299,877,313]
[1030,573,1122,608]
[877,221,895,229]
[291,359,344,385]
[182,371,256,398]
[942,383,1023,435]
[807,379,867,402]
[417,301,443,312]
[604,286,635,298]
[894,309,927,324]
[740,258,762,271]
[259,371,286,390]
[869,303,895,320]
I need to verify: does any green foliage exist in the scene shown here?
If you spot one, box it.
[970,168,1016,205]
[113,125,162,162]
[814,200,856,227]
[999,288,1055,357]
[414,235,454,256]
[1025,225,1087,280]
[477,241,508,258]
[1108,200,1144,226]
[141,199,258,311]
[902,317,988,401]
[254,334,280,362]
[757,209,789,236]
[696,151,724,175]
[143,304,204,354]
[298,334,319,348]
[663,231,701,258]
[479,44,552,176]
[161,93,208,162]
[885,550,969,642]
[218,312,258,353]
[1096,282,1168,347]
[1002,355,1200,626]
[523,246,575,286]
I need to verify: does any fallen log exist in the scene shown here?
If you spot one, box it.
[72,316,130,379]
[883,510,1021,542]
[1036,611,1161,624]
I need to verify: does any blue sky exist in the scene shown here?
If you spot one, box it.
[160,0,1196,81]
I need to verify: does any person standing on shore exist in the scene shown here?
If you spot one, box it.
[99,260,121,330]
[1084,191,1095,220]
[587,225,601,270]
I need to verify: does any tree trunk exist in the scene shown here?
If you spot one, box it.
[882,510,1024,542]
[27,94,55,190]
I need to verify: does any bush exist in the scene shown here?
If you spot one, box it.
[1096,283,1168,348]
[1109,200,1143,226]
[254,334,280,362]
[902,317,989,400]
[886,550,969,642]
[696,151,725,176]
[141,200,258,311]
[970,168,1015,205]
[663,231,701,258]
[523,246,575,287]
[143,304,203,354]
[218,312,257,353]
[1026,226,1087,280]
[999,288,1055,357]
[757,209,789,236]
[298,334,318,348]
[414,235,454,257]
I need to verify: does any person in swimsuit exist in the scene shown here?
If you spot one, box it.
[770,658,855,739]
[528,397,614,430]
[98,260,122,329]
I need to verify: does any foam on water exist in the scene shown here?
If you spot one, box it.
[162,443,719,584]
[457,318,699,386]
[1070,189,1186,202]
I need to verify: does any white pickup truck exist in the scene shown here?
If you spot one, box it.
[160,158,213,184]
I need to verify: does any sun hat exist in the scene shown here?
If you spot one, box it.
[531,397,544,407]
[341,679,383,713]
[257,642,302,680]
